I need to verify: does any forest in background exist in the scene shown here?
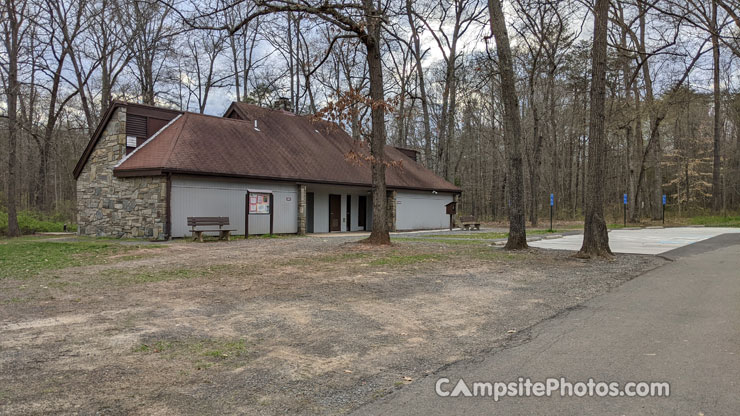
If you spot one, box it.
[2,0,740,236]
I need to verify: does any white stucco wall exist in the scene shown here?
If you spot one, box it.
[169,176,453,236]
[305,184,371,233]
[170,175,298,237]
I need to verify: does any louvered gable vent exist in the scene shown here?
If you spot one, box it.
[126,114,147,138]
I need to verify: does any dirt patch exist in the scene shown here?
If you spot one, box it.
[0,237,665,415]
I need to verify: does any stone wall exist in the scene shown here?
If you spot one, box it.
[76,107,167,239]
[297,184,307,235]
[386,190,397,232]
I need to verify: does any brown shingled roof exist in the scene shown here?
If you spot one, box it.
[114,103,460,193]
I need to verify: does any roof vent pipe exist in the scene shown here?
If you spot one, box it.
[254,119,260,131]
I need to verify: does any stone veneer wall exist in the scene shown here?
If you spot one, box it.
[297,184,307,235]
[386,190,397,232]
[76,107,167,239]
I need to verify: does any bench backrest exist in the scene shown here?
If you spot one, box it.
[187,216,230,227]
[460,215,477,223]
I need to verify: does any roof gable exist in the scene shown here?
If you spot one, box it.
[73,101,182,178]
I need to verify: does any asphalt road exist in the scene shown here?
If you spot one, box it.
[353,234,740,415]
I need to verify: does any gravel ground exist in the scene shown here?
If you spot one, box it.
[0,235,665,415]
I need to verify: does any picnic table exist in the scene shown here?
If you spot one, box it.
[459,215,481,231]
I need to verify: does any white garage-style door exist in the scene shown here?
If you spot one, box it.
[395,191,454,231]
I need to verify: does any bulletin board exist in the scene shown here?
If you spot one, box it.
[249,193,271,214]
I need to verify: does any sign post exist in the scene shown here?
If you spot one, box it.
[623,193,627,227]
[662,194,666,225]
[445,202,457,230]
[549,193,554,231]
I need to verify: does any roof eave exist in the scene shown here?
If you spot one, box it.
[113,168,164,177]
[114,168,460,193]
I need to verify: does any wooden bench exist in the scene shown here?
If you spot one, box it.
[459,215,481,231]
[187,217,235,242]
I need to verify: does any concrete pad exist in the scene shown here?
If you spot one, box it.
[528,227,740,254]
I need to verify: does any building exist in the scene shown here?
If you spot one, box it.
[74,101,460,239]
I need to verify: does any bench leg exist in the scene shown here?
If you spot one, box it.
[196,231,204,243]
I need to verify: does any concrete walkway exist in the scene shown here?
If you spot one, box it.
[529,226,740,254]
[353,234,740,415]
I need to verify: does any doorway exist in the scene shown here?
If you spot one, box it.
[346,195,351,231]
[329,194,341,232]
[307,192,314,233]
[358,195,367,230]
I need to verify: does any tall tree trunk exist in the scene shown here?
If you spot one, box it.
[406,0,432,167]
[711,0,722,212]
[548,71,558,216]
[528,81,543,227]
[630,85,643,222]
[230,33,241,102]
[489,0,527,249]
[363,9,390,245]
[445,74,458,181]
[618,21,640,223]
[578,0,612,258]
[437,52,457,179]
[3,0,22,237]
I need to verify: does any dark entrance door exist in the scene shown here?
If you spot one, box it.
[329,194,341,232]
[307,192,314,233]
[346,195,351,231]
[358,195,367,230]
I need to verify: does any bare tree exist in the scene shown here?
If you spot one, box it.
[222,0,266,102]
[710,0,722,211]
[32,0,85,209]
[182,28,228,113]
[1,0,33,237]
[488,0,527,249]
[416,0,484,179]
[128,0,178,105]
[577,0,611,258]
[405,0,433,166]
[205,0,395,244]
[84,0,134,121]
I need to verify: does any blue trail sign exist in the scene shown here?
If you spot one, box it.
[550,193,554,207]
[623,193,627,205]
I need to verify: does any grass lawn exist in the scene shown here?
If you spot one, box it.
[392,237,492,245]
[688,215,740,227]
[0,237,159,279]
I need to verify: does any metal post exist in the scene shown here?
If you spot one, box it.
[245,192,250,239]
[549,193,554,231]
[662,194,666,225]
[269,193,274,236]
[623,193,627,227]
